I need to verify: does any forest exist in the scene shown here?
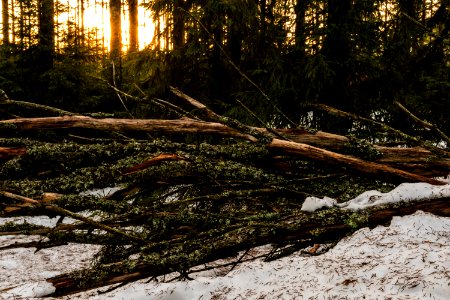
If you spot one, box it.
[1,0,450,296]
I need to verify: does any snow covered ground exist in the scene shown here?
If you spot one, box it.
[1,183,450,299]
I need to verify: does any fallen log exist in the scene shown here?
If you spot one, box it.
[0,116,258,142]
[1,116,447,184]
[0,147,27,159]
[267,139,445,185]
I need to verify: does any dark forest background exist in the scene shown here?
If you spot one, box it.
[1,0,449,136]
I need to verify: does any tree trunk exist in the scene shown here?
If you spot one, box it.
[79,0,85,46]
[267,139,445,185]
[128,0,138,53]
[172,0,184,50]
[109,0,122,83]
[0,147,27,159]
[1,116,447,185]
[320,0,353,133]
[294,0,309,57]
[2,0,9,45]
[38,0,55,71]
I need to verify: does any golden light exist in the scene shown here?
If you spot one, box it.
[82,0,156,51]
[0,0,157,51]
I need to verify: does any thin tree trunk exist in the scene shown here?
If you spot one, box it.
[317,0,353,133]
[128,0,138,52]
[109,0,122,83]
[172,0,184,50]
[2,0,9,45]
[294,0,309,57]
[38,0,55,71]
[80,0,85,46]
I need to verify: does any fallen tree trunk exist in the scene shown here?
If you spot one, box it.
[1,93,449,298]
[1,116,447,184]
[267,139,445,185]
[0,147,27,159]
[1,116,258,142]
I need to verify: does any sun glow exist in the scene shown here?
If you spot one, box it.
[57,0,156,51]
[0,0,157,52]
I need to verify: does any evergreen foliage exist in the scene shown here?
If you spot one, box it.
[0,0,448,135]
[0,1,449,293]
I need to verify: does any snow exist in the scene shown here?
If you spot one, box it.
[1,183,450,299]
[302,182,450,212]
[301,196,337,212]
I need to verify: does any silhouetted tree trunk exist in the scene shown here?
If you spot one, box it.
[128,0,138,52]
[109,0,122,83]
[397,0,420,57]
[209,12,224,99]
[38,0,55,71]
[18,0,24,49]
[320,0,353,133]
[2,0,9,45]
[228,11,242,65]
[79,0,85,46]
[294,0,309,58]
[172,0,184,50]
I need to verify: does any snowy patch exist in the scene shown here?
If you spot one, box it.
[0,215,63,228]
[79,186,122,198]
[1,211,449,299]
[0,243,101,299]
[1,182,450,299]
[302,182,450,212]
[301,196,337,212]
[4,282,56,298]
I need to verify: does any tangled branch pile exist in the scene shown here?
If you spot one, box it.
[1,88,449,296]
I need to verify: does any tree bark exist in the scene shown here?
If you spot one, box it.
[1,116,447,184]
[2,0,9,45]
[109,0,122,83]
[267,139,445,185]
[0,116,258,141]
[128,0,138,53]
[172,0,185,50]
[38,0,55,71]
[0,147,27,159]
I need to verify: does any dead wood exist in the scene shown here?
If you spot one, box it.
[394,101,450,145]
[1,115,448,181]
[267,139,446,185]
[1,90,449,297]
[0,99,77,116]
[1,116,258,142]
[45,195,450,297]
[0,191,145,243]
[314,103,448,156]
[122,153,187,175]
[0,147,27,159]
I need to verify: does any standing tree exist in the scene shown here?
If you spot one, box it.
[294,0,310,59]
[78,0,85,46]
[110,0,121,83]
[38,0,55,71]
[128,0,138,53]
[2,0,9,45]
[318,0,353,133]
[172,0,185,51]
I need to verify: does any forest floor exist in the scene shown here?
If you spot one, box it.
[1,181,450,300]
